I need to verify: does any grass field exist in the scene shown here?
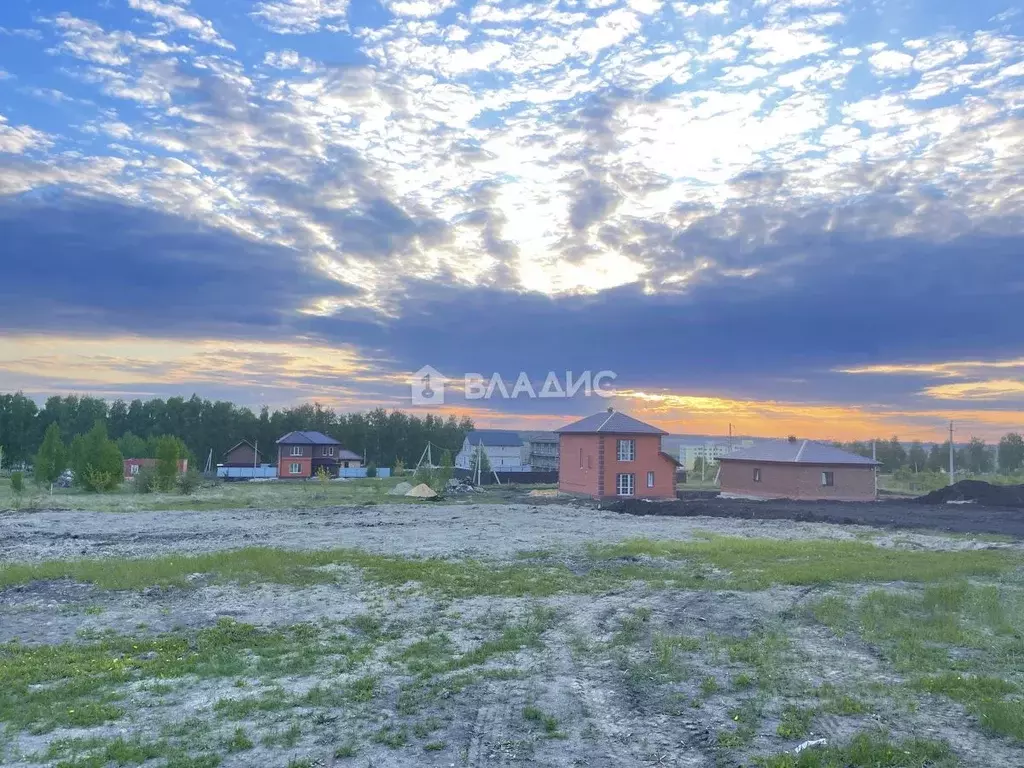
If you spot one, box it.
[1,508,1023,767]
[0,475,457,513]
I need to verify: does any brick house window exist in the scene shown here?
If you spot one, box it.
[130,464,140,476]
[617,439,635,461]
[289,462,301,474]
[323,446,334,457]
[616,473,635,496]
[647,471,655,488]
[290,446,303,457]
[579,447,583,468]
[753,468,761,482]
[821,471,834,487]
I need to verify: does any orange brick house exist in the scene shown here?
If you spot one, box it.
[556,409,680,500]
[276,431,363,479]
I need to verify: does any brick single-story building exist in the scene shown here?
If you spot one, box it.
[718,439,879,501]
[123,457,188,480]
[276,431,363,478]
[556,409,680,500]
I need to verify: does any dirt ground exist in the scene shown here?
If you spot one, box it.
[615,495,1024,538]
[1,503,1022,768]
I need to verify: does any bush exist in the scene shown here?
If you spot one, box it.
[393,458,405,476]
[71,422,123,492]
[133,466,158,494]
[10,471,24,494]
[366,462,377,478]
[177,469,202,495]
[35,423,67,486]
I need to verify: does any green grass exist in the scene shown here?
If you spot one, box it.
[223,728,253,752]
[591,536,1019,588]
[10,533,990,598]
[0,619,349,733]
[334,742,358,758]
[372,724,409,748]
[523,706,565,738]
[811,581,1024,741]
[754,733,955,767]
[777,706,814,739]
[0,476,414,513]
[33,735,221,768]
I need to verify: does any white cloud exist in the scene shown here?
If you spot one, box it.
[384,0,459,17]
[252,0,350,34]
[868,49,914,75]
[627,0,664,14]
[576,9,642,56]
[673,1,729,17]
[128,0,234,50]
[0,114,51,154]
[263,49,318,72]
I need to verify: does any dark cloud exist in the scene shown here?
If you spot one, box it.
[0,193,344,336]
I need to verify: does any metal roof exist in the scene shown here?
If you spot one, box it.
[276,430,342,445]
[521,431,559,443]
[337,449,363,461]
[466,429,524,447]
[556,410,668,435]
[720,440,879,466]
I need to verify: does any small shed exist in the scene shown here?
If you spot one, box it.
[718,440,879,501]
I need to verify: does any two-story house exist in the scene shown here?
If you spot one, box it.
[454,430,530,471]
[556,409,680,499]
[276,431,363,478]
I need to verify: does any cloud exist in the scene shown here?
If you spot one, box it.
[252,0,350,34]
[127,0,234,50]
[0,115,51,154]
[0,195,343,336]
[869,48,915,75]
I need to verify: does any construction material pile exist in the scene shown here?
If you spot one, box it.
[387,481,413,496]
[404,483,438,499]
[445,478,480,495]
[916,480,1024,508]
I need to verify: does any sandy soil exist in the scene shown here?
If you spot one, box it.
[1,504,1020,768]
[0,502,1012,565]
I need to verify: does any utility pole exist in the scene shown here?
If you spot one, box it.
[949,421,955,485]
[872,439,877,498]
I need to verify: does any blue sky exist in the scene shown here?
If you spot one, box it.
[0,0,1022,439]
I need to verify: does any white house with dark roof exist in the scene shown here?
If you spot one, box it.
[454,429,530,471]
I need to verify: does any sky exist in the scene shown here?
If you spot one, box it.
[0,0,1022,441]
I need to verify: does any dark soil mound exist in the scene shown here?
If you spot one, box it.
[915,480,1024,508]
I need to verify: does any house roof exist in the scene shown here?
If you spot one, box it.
[337,449,363,461]
[720,440,879,466]
[276,430,342,446]
[556,410,667,435]
[466,429,524,447]
[224,439,260,456]
[660,451,682,467]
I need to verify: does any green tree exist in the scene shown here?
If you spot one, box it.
[435,450,453,492]
[72,421,123,492]
[907,441,927,473]
[998,433,1024,473]
[927,442,952,473]
[10,471,24,494]
[964,437,993,474]
[154,435,182,491]
[365,461,377,478]
[116,431,148,459]
[35,423,67,486]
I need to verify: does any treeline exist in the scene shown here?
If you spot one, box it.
[0,393,474,470]
[834,434,1024,475]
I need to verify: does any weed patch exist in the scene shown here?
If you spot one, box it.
[754,732,955,767]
